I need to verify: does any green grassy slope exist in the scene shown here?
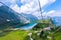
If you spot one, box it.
[55,32,61,40]
[0,30,29,40]
[0,30,61,40]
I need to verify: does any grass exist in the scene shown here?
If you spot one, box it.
[0,29,61,40]
[54,32,61,40]
[0,30,29,40]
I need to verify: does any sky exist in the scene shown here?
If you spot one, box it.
[0,0,61,18]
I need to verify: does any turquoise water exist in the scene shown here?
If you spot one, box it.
[17,23,37,30]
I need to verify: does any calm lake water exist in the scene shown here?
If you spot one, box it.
[16,23,37,30]
[21,23,37,30]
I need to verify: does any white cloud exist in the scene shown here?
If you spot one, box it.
[9,0,56,20]
[0,0,16,4]
[9,0,16,4]
[0,3,3,6]
[21,0,56,8]
[40,0,56,7]
[46,10,61,17]
[10,4,20,13]
[0,0,8,3]
[10,0,56,13]
[0,0,56,19]
[0,0,56,13]
[20,0,56,14]
[20,1,39,13]
[0,0,16,7]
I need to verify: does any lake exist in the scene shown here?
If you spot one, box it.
[16,22,37,30]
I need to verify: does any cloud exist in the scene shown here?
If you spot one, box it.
[9,0,56,20]
[0,0,8,3]
[0,3,3,6]
[39,0,56,7]
[0,0,56,19]
[20,0,56,8]
[0,0,16,6]
[19,0,56,13]
[46,10,61,17]
[10,4,20,13]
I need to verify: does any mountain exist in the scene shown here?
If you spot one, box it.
[51,16,61,26]
[21,13,38,23]
[47,16,61,26]
[0,2,30,27]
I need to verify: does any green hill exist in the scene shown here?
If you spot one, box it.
[0,30,29,40]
